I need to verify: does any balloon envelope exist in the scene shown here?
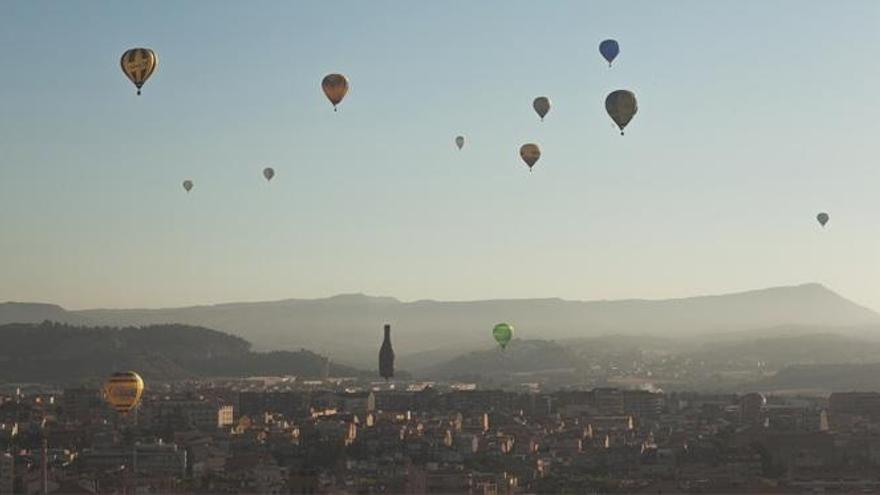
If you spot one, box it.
[263,167,275,181]
[455,136,465,150]
[817,212,829,227]
[120,48,158,95]
[533,97,551,121]
[605,90,638,134]
[493,323,514,349]
[183,180,193,192]
[322,73,349,110]
[599,39,620,66]
[103,371,144,414]
[519,143,541,170]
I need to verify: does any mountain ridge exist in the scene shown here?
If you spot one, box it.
[2,283,878,369]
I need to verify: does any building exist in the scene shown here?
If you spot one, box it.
[0,452,13,495]
[61,388,102,423]
[739,393,767,425]
[147,396,227,431]
[593,388,624,415]
[829,392,880,421]
[623,390,665,419]
[239,392,309,419]
[218,404,234,428]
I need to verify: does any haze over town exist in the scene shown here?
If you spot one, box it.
[3,1,880,493]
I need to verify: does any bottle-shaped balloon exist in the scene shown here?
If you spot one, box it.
[599,39,620,67]
[493,323,514,350]
[817,212,829,227]
[455,136,465,150]
[379,324,395,380]
[120,48,158,95]
[533,97,551,121]
[322,74,349,111]
[103,371,144,414]
[263,167,275,182]
[182,180,193,192]
[605,90,638,135]
[519,143,541,172]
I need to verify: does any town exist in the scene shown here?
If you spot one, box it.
[2,377,880,494]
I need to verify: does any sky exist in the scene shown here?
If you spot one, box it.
[1,1,879,310]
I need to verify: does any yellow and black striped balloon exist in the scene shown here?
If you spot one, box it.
[103,371,144,414]
[120,48,158,95]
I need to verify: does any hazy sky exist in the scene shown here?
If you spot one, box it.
[1,1,879,310]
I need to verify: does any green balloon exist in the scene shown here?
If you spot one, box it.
[493,323,514,349]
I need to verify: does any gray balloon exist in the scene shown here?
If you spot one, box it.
[817,212,829,227]
[605,90,638,135]
[455,136,465,150]
[263,167,275,181]
[533,96,551,121]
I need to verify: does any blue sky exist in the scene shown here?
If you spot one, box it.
[1,1,879,310]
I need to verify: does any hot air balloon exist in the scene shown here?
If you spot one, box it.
[455,136,465,150]
[533,97,551,121]
[263,167,275,182]
[605,90,638,135]
[817,212,829,227]
[182,180,193,192]
[120,48,158,95]
[321,73,349,111]
[103,371,144,414]
[599,39,620,67]
[379,324,395,380]
[519,143,541,172]
[493,323,514,350]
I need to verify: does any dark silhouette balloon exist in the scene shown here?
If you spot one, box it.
[533,96,551,121]
[605,90,638,135]
[599,39,620,66]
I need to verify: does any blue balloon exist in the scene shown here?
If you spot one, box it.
[599,39,620,66]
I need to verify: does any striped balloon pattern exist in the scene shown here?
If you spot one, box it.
[103,371,145,414]
[120,48,158,95]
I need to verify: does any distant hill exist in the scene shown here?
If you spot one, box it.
[421,339,583,379]
[688,333,880,368]
[749,363,880,393]
[0,302,93,326]
[2,284,878,369]
[0,322,362,384]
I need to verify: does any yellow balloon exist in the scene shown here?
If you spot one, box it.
[322,73,349,111]
[103,371,144,414]
[120,48,158,95]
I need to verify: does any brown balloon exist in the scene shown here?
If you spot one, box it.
[519,143,541,172]
[120,48,158,96]
[322,73,349,111]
